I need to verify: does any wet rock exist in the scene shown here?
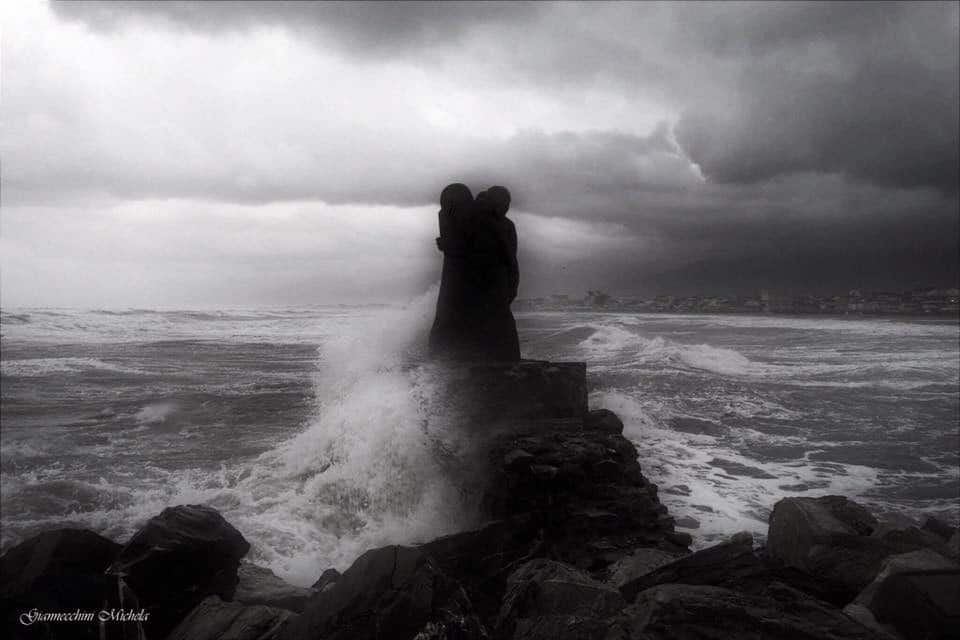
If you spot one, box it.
[670,416,726,437]
[481,411,685,575]
[664,484,691,496]
[503,449,534,468]
[873,569,960,640]
[235,563,312,613]
[585,409,624,435]
[495,559,626,640]
[166,596,295,640]
[871,523,954,558]
[767,495,896,598]
[843,549,959,640]
[439,361,588,421]
[603,548,678,590]
[282,545,485,640]
[108,504,250,639]
[664,531,692,547]
[0,528,121,639]
[419,515,541,625]
[948,530,960,561]
[311,568,340,592]
[709,457,776,479]
[620,536,764,602]
[674,516,700,529]
[921,516,955,542]
[625,582,876,639]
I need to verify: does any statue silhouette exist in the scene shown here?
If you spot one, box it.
[429,183,473,358]
[430,183,521,361]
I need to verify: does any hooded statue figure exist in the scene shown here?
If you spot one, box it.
[461,186,521,361]
[429,183,474,358]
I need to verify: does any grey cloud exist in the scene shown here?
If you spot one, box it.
[51,0,544,55]
[54,1,959,194]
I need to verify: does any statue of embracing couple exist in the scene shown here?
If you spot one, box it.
[428,183,521,361]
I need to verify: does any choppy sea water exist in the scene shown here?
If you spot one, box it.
[2,296,958,586]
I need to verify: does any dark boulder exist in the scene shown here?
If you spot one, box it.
[921,517,956,542]
[619,534,763,602]
[235,563,313,613]
[419,515,541,625]
[311,568,341,592]
[767,496,898,598]
[873,569,960,640]
[166,595,296,640]
[844,549,959,640]
[495,559,627,640]
[0,528,121,640]
[626,582,877,639]
[584,409,624,435]
[481,412,685,576]
[603,547,679,590]
[282,545,485,640]
[107,504,250,639]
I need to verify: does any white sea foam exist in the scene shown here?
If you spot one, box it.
[134,402,179,425]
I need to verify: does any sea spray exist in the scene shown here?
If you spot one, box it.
[203,287,488,585]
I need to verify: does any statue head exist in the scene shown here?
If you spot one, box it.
[440,183,473,212]
[487,186,511,218]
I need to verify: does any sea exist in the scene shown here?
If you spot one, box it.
[2,292,958,587]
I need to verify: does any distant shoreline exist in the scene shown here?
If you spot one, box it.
[514,306,960,321]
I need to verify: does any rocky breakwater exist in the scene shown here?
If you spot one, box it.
[3,359,958,639]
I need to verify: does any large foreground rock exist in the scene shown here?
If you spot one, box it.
[873,568,960,640]
[495,559,626,640]
[619,534,764,602]
[107,505,250,639]
[0,528,121,639]
[282,545,485,640]
[235,562,313,613]
[419,515,542,624]
[767,496,903,599]
[844,549,959,639]
[166,596,296,640]
[626,582,876,639]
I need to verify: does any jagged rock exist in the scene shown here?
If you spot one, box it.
[948,530,960,561]
[439,360,587,422]
[604,548,679,590]
[0,528,121,639]
[282,545,485,640]
[767,496,900,598]
[921,517,956,542]
[871,522,954,557]
[843,549,957,640]
[503,449,534,468]
[495,559,626,639]
[108,504,250,639]
[235,563,313,613]
[166,596,296,640]
[585,409,624,434]
[481,413,684,577]
[841,549,959,640]
[874,569,960,640]
[620,536,764,602]
[626,582,877,639]
[674,516,700,529]
[419,515,541,625]
[311,568,340,592]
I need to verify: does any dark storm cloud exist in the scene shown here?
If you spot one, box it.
[52,0,544,55]
[675,3,960,193]
[54,1,959,195]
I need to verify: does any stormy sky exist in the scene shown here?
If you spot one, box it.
[2,1,958,307]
